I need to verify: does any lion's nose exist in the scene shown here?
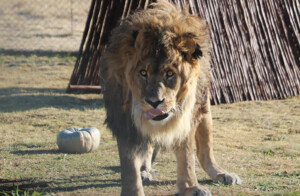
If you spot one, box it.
[146,98,165,108]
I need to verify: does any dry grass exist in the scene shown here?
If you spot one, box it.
[0,0,91,51]
[0,53,299,196]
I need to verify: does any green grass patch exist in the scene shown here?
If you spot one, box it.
[263,149,275,156]
[264,135,288,141]
[254,182,280,191]
[1,186,44,196]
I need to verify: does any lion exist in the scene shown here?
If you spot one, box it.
[100,1,241,195]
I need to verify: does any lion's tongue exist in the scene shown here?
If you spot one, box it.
[145,108,165,120]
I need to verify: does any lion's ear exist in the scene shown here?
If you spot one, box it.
[192,44,202,59]
[175,33,203,61]
[180,43,202,62]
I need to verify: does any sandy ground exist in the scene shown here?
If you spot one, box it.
[0,0,91,52]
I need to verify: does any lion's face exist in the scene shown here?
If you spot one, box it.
[132,57,181,123]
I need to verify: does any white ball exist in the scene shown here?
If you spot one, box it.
[57,127,100,153]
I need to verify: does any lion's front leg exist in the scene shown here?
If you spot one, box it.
[140,143,157,182]
[174,134,211,196]
[195,100,242,185]
[117,137,144,196]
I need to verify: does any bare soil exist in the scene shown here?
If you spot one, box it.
[0,54,299,196]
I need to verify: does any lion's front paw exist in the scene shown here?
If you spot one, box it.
[175,185,211,196]
[141,169,158,183]
[141,170,152,182]
[214,173,242,185]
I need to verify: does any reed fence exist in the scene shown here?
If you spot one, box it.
[67,0,300,104]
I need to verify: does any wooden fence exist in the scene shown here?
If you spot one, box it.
[67,0,300,104]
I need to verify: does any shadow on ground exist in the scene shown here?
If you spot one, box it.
[102,166,121,173]
[11,149,60,155]
[0,87,103,112]
[0,87,65,96]
[0,176,212,194]
[0,177,121,194]
[0,49,78,58]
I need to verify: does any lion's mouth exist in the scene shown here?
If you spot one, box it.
[152,113,169,121]
[145,108,169,121]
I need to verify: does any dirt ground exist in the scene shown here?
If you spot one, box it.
[0,0,91,52]
[0,54,299,196]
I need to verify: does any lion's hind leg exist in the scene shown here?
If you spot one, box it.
[195,100,242,185]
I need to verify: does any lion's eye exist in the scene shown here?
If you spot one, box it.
[166,70,174,79]
[139,69,147,78]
